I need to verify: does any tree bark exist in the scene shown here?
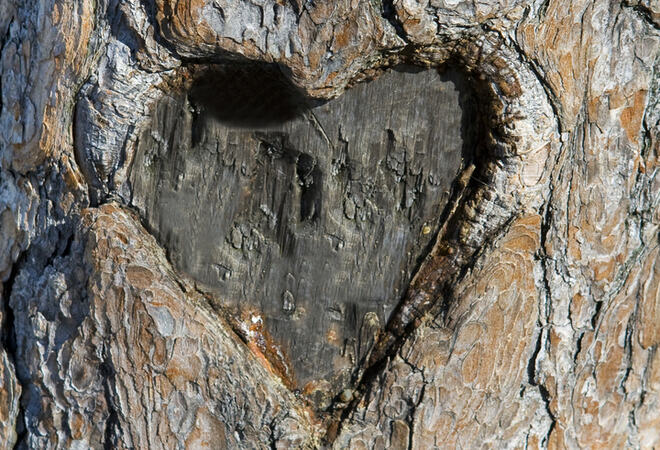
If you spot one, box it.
[0,0,658,448]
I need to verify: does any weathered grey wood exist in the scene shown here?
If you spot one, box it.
[129,66,469,394]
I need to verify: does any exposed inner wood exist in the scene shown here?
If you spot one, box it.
[129,64,475,401]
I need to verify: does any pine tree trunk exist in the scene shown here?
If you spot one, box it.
[0,0,658,447]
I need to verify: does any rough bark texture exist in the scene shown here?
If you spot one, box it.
[0,0,658,448]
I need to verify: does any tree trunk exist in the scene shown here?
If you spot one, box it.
[0,0,658,448]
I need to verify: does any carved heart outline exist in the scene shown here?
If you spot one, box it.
[62,0,560,446]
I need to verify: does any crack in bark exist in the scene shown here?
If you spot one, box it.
[537,384,556,447]
[537,0,551,20]
[526,327,556,446]
[1,259,22,381]
[533,171,558,443]
[267,416,278,450]
[100,347,123,450]
[406,383,425,450]
[622,1,660,30]
[381,0,409,44]
[527,326,544,387]
[2,252,26,450]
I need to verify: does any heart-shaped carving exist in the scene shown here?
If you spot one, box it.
[129,64,474,404]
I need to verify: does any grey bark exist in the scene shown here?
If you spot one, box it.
[0,0,659,448]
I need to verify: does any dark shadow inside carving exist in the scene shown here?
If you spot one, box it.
[129,61,482,408]
[189,63,315,127]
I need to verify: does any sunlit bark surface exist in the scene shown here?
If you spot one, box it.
[0,0,658,447]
